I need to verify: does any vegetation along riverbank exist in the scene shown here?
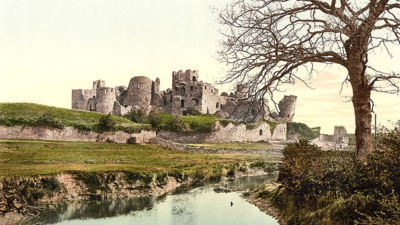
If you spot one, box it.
[250,122,400,225]
[0,139,282,224]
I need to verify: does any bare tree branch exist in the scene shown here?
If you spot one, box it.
[218,0,400,159]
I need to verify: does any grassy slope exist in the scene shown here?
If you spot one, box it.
[0,139,282,176]
[0,103,150,131]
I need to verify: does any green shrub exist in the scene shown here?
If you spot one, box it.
[249,161,267,168]
[98,113,116,131]
[265,124,400,224]
[148,111,161,127]
[169,115,189,132]
[125,109,149,124]
[37,112,64,129]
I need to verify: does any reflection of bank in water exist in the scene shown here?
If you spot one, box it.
[37,175,279,225]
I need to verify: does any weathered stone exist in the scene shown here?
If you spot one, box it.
[0,125,156,144]
[71,69,297,122]
[157,121,286,143]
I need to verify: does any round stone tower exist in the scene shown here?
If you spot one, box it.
[278,95,297,122]
[125,76,153,110]
[94,87,116,114]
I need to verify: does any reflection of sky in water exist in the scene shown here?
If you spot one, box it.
[42,175,278,225]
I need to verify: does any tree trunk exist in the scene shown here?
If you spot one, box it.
[346,36,373,160]
[352,89,373,160]
[348,58,373,159]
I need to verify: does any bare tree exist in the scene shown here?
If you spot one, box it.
[218,0,400,159]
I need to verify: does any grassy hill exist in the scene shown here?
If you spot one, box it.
[0,103,151,133]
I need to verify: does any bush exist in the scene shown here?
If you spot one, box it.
[37,112,64,129]
[148,111,161,128]
[265,125,400,224]
[99,113,116,131]
[169,115,190,132]
[125,109,149,124]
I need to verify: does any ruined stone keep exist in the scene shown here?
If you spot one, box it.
[72,69,297,121]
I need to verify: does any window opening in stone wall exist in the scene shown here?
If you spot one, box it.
[193,76,196,82]
[181,88,185,96]
[191,86,194,91]
[93,95,95,98]
[183,110,187,115]
[195,99,199,105]
[216,102,219,108]
[207,107,209,114]
[259,129,263,135]
[137,84,140,89]
[90,104,92,111]
[205,85,207,90]
[181,100,185,107]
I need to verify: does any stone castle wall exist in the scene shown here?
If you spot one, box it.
[72,69,296,122]
[0,125,156,144]
[157,121,287,143]
[150,137,283,154]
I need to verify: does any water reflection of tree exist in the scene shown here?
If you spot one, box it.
[38,195,168,224]
[37,175,277,224]
[171,188,209,225]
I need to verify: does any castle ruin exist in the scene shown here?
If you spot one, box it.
[72,69,297,121]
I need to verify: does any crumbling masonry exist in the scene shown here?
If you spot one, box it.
[72,69,297,121]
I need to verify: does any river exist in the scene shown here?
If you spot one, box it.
[37,174,278,225]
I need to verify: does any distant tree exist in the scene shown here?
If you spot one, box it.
[218,0,400,159]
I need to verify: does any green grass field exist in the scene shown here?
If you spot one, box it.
[0,139,282,176]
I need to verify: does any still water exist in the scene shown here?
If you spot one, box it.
[38,175,278,225]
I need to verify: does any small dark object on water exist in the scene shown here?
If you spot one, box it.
[230,201,233,207]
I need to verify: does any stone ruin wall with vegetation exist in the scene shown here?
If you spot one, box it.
[0,125,156,144]
[157,121,287,143]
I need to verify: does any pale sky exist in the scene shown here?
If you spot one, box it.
[1,0,399,134]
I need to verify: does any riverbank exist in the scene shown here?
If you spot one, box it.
[257,136,400,224]
[0,139,282,224]
[0,169,274,225]
[245,183,287,225]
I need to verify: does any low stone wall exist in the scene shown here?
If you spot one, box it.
[0,125,156,143]
[157,121,287,143]
[150,137,283,154]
